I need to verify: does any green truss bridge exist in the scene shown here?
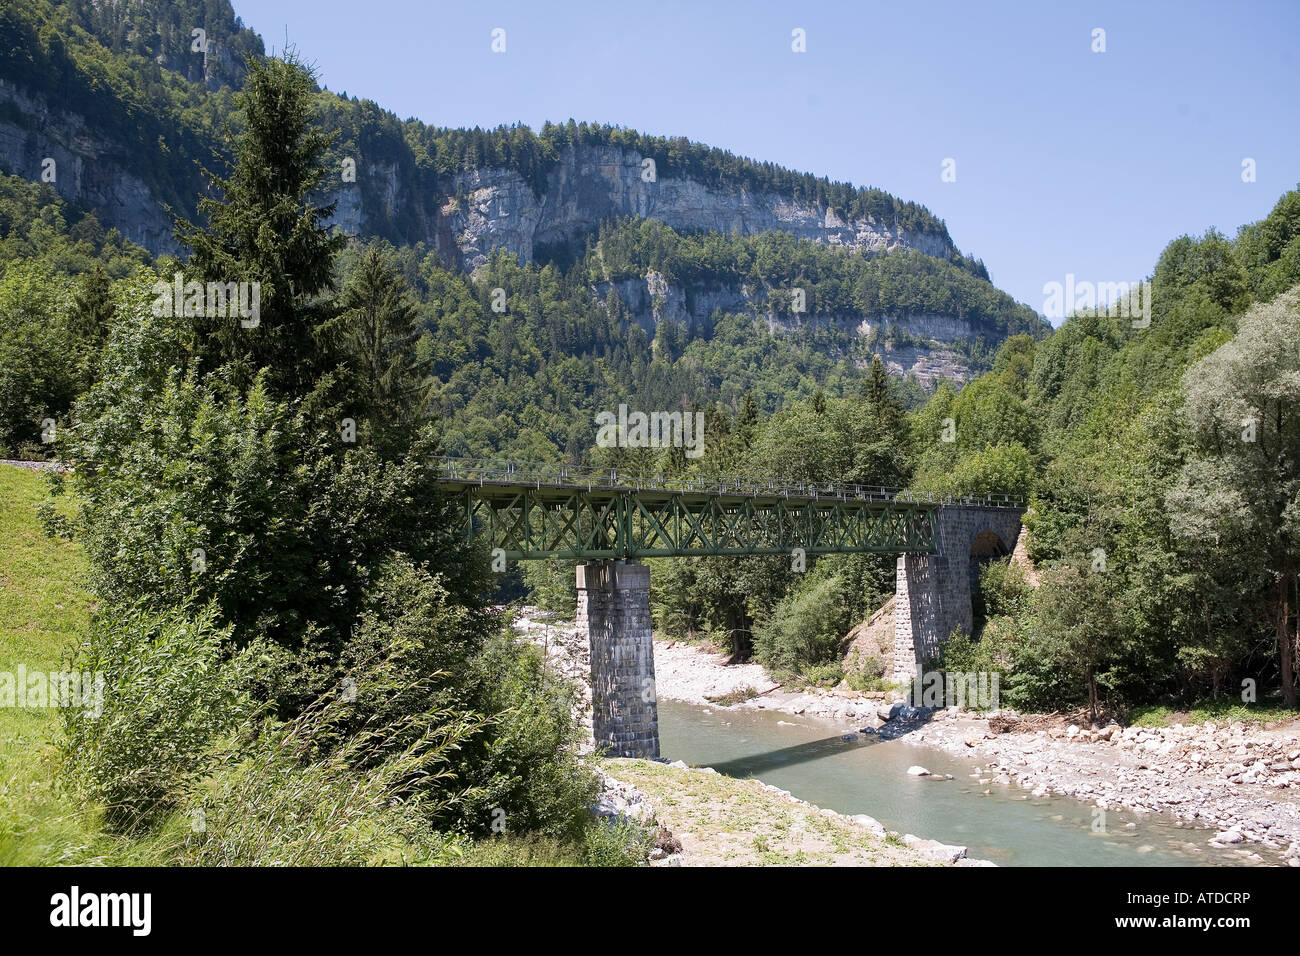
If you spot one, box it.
[433,457,1026,760]
[434,457,1025,561]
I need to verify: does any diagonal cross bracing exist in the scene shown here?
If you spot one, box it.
[433,457,1023,560]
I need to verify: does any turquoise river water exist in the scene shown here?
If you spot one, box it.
[657,699,1274,867]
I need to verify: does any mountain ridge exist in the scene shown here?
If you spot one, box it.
[0,0,1047,387]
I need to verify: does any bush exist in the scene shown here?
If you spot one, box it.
[843,655,888,692]
[324,557,598,839]
[752,553,890,676]
[62,605,254,829]
[54,279,490,715]
[183,692,479,866]
[801,662,845,688]
[451,633,600,840]
[0,263,80,456]
[752,573,846,676]
[979,558,1030,619]
[580,818,651,867]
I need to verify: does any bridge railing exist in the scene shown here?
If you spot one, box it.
[432,457,1025,508]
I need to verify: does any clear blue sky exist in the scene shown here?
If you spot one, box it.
[235,0,1300,319]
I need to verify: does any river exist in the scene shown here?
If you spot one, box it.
[657,699,1270,867]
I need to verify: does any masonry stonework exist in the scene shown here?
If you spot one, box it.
[893,506,1024,680]
[577,560,659,758]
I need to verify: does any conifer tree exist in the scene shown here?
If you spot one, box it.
[335,245,431,451]
[177,51,346,397]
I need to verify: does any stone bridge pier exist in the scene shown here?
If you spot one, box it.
[893,505,1025,680]
[576,560,659,758]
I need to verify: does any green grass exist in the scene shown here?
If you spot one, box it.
[603,757,938,866]
[1128,697,1297,728]
[0,465,184,864]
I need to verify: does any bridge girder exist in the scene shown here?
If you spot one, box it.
[444,485,940,560]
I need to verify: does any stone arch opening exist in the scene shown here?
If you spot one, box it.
[969,529,1012,631]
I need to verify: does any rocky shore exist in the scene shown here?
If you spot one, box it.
[905,708,1300,865]
[656,629,1300,866]
[510,606,1300,866]
[511,607,982,866]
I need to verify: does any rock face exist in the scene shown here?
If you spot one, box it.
[588,273,980,384]
[0,48,1028,384]
[0,81,180,255]
[444,144,955,271]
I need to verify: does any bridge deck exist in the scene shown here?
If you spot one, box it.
[433,458,1023,561]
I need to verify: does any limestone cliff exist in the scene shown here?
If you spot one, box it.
[433,144,956,271]
[0,80,180,255]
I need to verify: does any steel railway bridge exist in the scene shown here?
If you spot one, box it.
[433,458,1026,758]
[435,457,1022,560]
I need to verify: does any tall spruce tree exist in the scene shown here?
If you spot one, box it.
[176,51,345,397]
[334,245,431,452]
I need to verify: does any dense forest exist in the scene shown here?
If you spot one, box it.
[2,0,1299,872]
[581,186,1300,721]
[3,52,648,866]
[0,173,1042,459]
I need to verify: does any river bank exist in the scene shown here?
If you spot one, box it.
[651,627,1300,865]
[510,606,1300,866]
[512,607,978,866]
[596,758,981,866]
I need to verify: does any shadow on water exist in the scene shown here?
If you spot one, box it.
[706,732,879,777]
[658,699,1280,867]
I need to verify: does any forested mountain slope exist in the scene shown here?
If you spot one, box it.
[0,0,1046,398]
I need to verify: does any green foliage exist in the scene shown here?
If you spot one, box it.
[1166,287,1300,707]
[61,604,254,829]
[330,243,432,452]
[0,174,150,277]
[452,633,600,839]
[578,818,651,867]
[751,553,891,675]
[521,559,578,616]
[965,187,1300,715]
[586,218,1040,337]
[183,690,477,866]
[177,50,347,396]
[1235,186,1300,301]
[0,174,152,456]
[335,557,598,839]
[978,558,1030,620]
[0,262,78,455]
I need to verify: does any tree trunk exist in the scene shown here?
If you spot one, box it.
[1280,575,1297,709]
[1087,667,1098,723]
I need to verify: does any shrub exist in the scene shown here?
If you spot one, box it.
[451,633,600,840]
[580,818,651,867]
[54,279,490,715]
[327,557,598,839]
[752,572,846,676]
[844,653,888,692]
[801,662,845,688]
[978,558,1030,619]
[62,605,254,829]
[183,693,479,866]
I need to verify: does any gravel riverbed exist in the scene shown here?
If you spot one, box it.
[511,606,1300,866]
